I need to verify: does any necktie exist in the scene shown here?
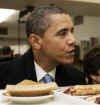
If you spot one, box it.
[42,74,54,83]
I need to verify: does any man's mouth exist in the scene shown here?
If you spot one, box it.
[64,49,75,57]
[67,49,75,54]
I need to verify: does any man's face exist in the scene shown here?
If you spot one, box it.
[40,14,76,65]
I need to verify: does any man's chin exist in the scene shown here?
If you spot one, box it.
[60,59,74,65]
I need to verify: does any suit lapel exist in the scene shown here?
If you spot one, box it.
[55,65,72,86]
[23,48,37,81]
[55,65,65,86]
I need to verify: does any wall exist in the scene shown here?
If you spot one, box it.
[0,23,29,55]
[74,16,100,44]
[74,16,100,59]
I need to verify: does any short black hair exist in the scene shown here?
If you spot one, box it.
[26,4,67,37]
[2,46,13,55]
[83,45,100,83]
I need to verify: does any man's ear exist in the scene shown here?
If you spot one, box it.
[28,34,42,50]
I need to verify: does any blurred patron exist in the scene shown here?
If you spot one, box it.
[73,45,83,72]
[83,45,100,84]
[0,46,13,62]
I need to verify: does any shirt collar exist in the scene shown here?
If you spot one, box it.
[34,61,56,82]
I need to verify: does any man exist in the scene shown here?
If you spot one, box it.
[0,4,85,89]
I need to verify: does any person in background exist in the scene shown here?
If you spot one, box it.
[0,4,85,89]
[0,48,3,61]
[0,46,13,62]
[73,45,83,72]
[83,45,100,84]
[13,53,20,58]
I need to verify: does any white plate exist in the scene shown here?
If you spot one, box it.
[2,92,55,104]
[55,92,97,105]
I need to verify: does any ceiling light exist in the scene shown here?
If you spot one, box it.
[0,9,16,23]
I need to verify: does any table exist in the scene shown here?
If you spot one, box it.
[0,89,97,105]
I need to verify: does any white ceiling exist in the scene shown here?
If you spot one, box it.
[0,0,99,16]
[0,0,100,27]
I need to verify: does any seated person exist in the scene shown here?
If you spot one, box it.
[0,46,13,62]
[73,45,83,72]
[83,45,100,84]
[0,4,85,89]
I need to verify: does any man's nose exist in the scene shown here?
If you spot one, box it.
[67,32,76,45]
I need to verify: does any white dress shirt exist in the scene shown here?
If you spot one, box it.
[34,61,56,82]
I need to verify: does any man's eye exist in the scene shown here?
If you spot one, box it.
[57,29,68,36]
[58,31,66,36]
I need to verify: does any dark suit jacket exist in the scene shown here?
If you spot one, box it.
[0,48,86,89]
